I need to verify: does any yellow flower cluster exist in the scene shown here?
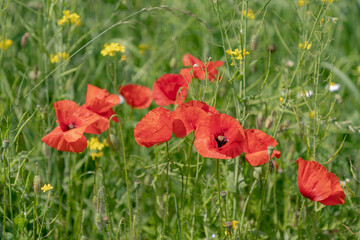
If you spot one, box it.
[299,41,311,50]
[50,52,70,63]
[243,9,255,20]
[139,44,149,55]
[100,43,125,57]
[58,10,81,26]
[88,137,108,160]
[41,184,53,193]
[226,48,250,66]
[0,37,13,51]
[224,220,239,235]
[298,0,305,7]
[356,65,360,74]
[321,0,333,3]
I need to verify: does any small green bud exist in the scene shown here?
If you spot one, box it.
[2,140,10,149]
[134,180,141,190]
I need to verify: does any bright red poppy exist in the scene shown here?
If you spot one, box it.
[243,129,281,166]
[171,101,219,138]
[152,73,189,106]
[42,100,99,153]
[118,84,153,109]
[181,54,224,82]
[134,107,173,148]
[82,84,120,133]
[296,158,346,205]
[194,113,245,159]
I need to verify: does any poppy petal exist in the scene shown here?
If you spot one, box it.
[296,158,332,202]
[153,74,189,106]
[84,84,120,113]
[182,54,205,68]
[134,107,173,148]
[118,84,153,109]
[319,173,346,206]
[171,107,208,138]
[42,127,87,153]
[245,151,269,166]
[194,114,245,159]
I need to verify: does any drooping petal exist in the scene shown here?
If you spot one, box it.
[153,74,189,106]
[118,84,153,109]
[41,127,87,153]
[134,107,173,148]
[296,158,332,202]
[194,114,245,159]
[319,173,346,206]
[245,151,269,166]
[84,84,120,113]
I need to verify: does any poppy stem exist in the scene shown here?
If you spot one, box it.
[297,199,306,239]
[162,142,171,236]
[216,159,224,232]
[65,152,75,236]
[182,136,195,211]
[118,116,133,238]
[255,163,270,240]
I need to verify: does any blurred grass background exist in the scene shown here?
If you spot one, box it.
[1,0,360,239]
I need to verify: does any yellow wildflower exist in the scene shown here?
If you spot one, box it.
[120,55,127,62]
[280,97,284,104]
[91,151,104,160]
[58,10,81,26]
[41,184,53,193]
[243,9,255,20]
[101,43,125,57]
[310,110,315,119]
[356,65,360,74]
[230,62,235,66]
[231,220,239,230]
[139,44,149,54]
[299,41,311,50]
[50,52,70,63]
[298,0,305,7]
[226,48,250,64]
[88,137,108,151]
[0,38,13,51]
[321,0,333,3]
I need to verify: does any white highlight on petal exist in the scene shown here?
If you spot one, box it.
[118,94,125,104]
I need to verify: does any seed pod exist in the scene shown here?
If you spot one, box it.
[33,175,43,193]
[265,115,273,129]
[267,44,277,53]
[21,32,29,48]
[97,187,106,215]
[250,35,258,51]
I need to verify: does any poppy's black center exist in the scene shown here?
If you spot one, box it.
[67,123,77,130]
[216,135,228,148]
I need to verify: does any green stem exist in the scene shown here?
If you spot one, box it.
[255,164,270,240]
[298,199,306,239]
[65,153,74,236]
[162,142,171,237]
[216,160,224,231]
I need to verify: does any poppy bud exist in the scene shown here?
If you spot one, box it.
[267,44,277,53]
[250,36,258,51]
[33,175,43,193]
[95,213,105,232]
[21,32,29,48]
[108,134,119,150]
[220,191,227,200]
[97,187,106,215]
[2,140,10,149]
[256,112,263,129]
[169,57,177,69]
[134,180,141,190]
[265,115,273,129]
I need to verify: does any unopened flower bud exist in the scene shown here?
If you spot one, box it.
[265,115,273,129]
[33,175,43,193]
[220,191,227,200]
[2,140,10,149]
[108,134,119,150]
[134,180,141,190]
[21,32,29,48]
[250,36,258,51]
[256,112,263,129]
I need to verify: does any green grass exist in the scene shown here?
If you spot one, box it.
[1,0,360,239]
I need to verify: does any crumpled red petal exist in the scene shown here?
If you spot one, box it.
[171,101,218,138]
[84,84,120,113]
[319,172,346,206]
[243,129,280,166]
[134,107,173,148]
[42,126,87,153]
[118,84,153,109]
[194,114,245,159]
[182,54,224,81]
[153,74,189,106]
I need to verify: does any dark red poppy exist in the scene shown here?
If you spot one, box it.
[82,84,120,134]
[182,54,224,82]
[296,158,345,205]
[118,84,153,109]
[243,129,281,166]
[171,101,219,138]
[152,73,189,106]
[42,100,99,153]
[134,107,173,148]
[194,114,245,159]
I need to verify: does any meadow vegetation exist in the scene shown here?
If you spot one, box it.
[1,0,360,239]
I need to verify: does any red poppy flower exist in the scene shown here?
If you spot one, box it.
[42,100,99,153]
[82,84,121,134]
[296,158,346,206]
[134,107,173,148]
[182,54,224,82]
[243,129,281,166]
[171,101,219,138]
[194,114,245,159]
[152,73,189,106]
[118,84,153,109]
